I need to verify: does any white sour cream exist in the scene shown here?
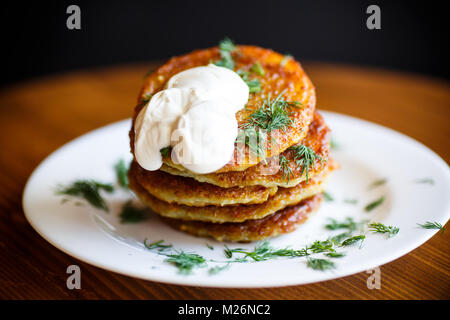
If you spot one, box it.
[134,64,249,174]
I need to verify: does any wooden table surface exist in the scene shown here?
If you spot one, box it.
[0,62,448,299]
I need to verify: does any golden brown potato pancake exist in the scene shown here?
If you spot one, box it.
[162,194,322,242]
[159,112,331,188]
[129,161,278,207]
[129,162,332,223]
[130,45,316,172]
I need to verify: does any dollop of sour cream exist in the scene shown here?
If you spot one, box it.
[134,64,249,174]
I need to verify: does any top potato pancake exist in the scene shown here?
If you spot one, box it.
[130,45,316,173]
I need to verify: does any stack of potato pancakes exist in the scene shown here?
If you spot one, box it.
[128,44,337,242]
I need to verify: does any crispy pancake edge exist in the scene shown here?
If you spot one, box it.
[162,194,323,242]
[129,161,278,207]
[129,163,332,223]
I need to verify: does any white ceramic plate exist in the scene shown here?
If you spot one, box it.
[22,111,450,288]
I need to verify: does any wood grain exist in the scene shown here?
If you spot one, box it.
[0,62,448,299]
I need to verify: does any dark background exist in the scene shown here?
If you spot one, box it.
[1,0,448,87]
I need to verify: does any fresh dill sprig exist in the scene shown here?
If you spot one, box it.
[56,180,114,212]
[365,196,385,212]
[325,252,345,258]
[287,144,322,183]
[237,69,262,93]
[218,37,236,52]
[250,62,265,76]
[279,154,294,182]
[165,251,207,275]
[323,191,334,202]
[306,257,335,271]
[214,38,236,70]
[208,264,230,275]
[415,178,435,185]
[368,179,387,190]
[119,201,149,224]
[325,217,360,232]
[160,146,171,158]
[224,244,244,259]
[215,39,263,92]
[224,241,308,262]
[330,232,352,244]
[245,79,262,93]
[326,218,367,247]
[244,91,299,132]
[308,240,335,253]
[417,221,445,233]
[368,222,399,238]
[143,239,173,252]
[340,235,365,247]
[114,159,129,189]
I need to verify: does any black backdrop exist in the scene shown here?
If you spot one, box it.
[1,0,448,87]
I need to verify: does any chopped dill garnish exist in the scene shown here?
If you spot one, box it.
[114,159,129,189]
[224,241,308,262]
[214,38,236,70]
[330,232,352,244]
[364,196,385,212]
[56,180,114,212]
[215,39,262,92]
[306,257,335,271]
[279,154,294,182]
[325,217,360,232]
[237,69,262,93]
[323,191,334,202]
[165,251,207,275]
[368,179,387,190]
[308,240,334,253]
[340,235,365,247]
[344,198,358,205]
[144,239,173,252]
[224,245,241,259]
[280,54,293,67]
[208,264,230,275]
[326,218,367,246]
[368,222,399,237]
[218,37,236,52]
[246,79,262,93]
[244,91,300,132]
[206,243,214,250]
[417,221,445,233]
[119,201,149,223]
[250,62,265,76]
[415,178,435,185]
[287,144,323,183]
[160,146,171,158]
[325,252,345,258]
